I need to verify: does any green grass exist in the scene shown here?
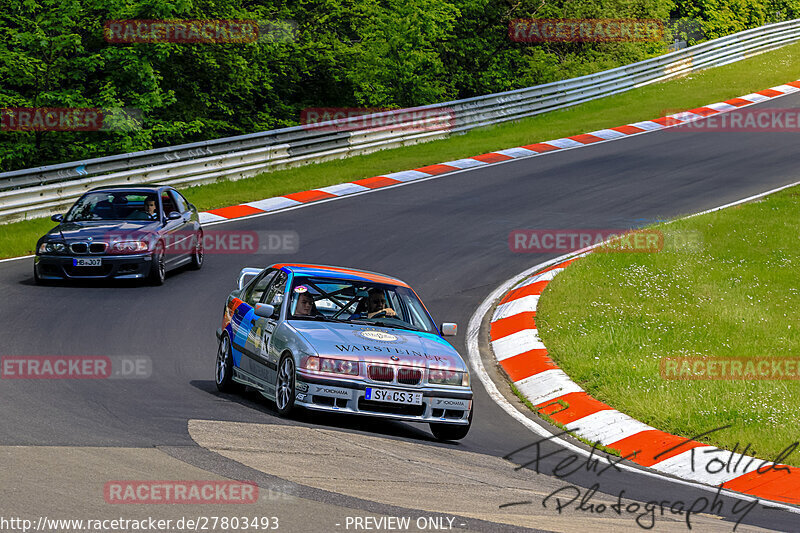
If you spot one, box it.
[3,41,800,259]
[537,187,800,467]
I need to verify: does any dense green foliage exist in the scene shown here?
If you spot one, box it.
[0,0,798,171]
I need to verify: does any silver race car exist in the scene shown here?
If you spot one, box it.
[215,263,473,440]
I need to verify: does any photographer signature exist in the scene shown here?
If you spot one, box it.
[500,425,793,530]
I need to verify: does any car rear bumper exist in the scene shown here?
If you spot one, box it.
[35,253,152,280]
[295,371,473,425]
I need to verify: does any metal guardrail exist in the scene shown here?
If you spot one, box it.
[2,19,799,223]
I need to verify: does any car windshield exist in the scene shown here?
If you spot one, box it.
[287,276,437,334]
[65,192,157,222]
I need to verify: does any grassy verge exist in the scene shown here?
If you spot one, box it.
[537,186,800,467]
[3,41,800,260]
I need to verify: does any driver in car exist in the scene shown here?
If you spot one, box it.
[143,197,159,220]
[366,288,396,318]
[129,197,159,220]
[293,291,316,317]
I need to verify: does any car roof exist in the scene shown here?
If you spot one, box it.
[273,263,410,288]
[87,185,170,193]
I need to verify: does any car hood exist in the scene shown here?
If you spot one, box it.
[289,320,466,371]
[52,221,160,241]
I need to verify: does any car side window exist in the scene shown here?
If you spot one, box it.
[169,190,187,213]
[161,191,178,215]
[261,271,288,314]
[243,270,276,306]
[175,190,192,211]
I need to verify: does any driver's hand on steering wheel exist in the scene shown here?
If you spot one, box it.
[368,308,396,318]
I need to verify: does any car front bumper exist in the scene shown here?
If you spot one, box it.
[295,371,473,425]
[35,253,152,280]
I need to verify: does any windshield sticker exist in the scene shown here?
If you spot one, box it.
[293,285,308,293]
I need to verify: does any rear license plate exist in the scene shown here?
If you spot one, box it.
[365,387,423,405]
[73,258,102,267]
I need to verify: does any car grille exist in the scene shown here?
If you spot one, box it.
[69,242,107,254]
[358,398,425,417]
[367,365,394,382]
[432,408,465,419]
[397,367,422,385]
[64,265,113,277]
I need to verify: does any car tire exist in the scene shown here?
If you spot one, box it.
[430,407,473,441]
[190,232,204,270]
[215,333,237,392]
[275,354,296,417]
[148,242,166,285]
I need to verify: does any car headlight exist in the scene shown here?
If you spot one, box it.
[38,242,66,254]
[112,241,148,253]
[300,356,358,376]
[428,369,466,386]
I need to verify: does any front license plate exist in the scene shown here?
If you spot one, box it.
[73,258,102,267]
[365,387,423,405]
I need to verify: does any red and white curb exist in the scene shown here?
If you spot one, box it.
[197,80,800,226]
[488,254,800,506]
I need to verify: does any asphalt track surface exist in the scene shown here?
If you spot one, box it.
[2,92,800,531]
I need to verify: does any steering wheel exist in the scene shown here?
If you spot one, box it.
[371,310,388,318]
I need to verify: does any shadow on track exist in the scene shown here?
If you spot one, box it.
[190,379,445,444]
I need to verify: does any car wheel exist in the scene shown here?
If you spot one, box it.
[275,354,296,416]
[430,407,473,441]
[215,333,237,392]
[148,242,166,285]
[190,232,204,270]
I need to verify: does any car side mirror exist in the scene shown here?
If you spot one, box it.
[167,211,182,220]
[51,214,63,222]
[441,323,457,336]
[255,303,276,319]
[237,267,262,291]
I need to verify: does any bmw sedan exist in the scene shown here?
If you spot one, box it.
[215,263,474,441]
[34,185,203,284]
